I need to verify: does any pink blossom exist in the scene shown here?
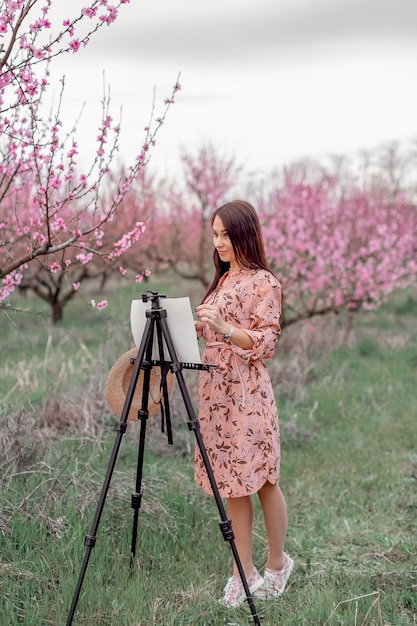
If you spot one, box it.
[120,181,131,193]
[100,6,118,24]
[82,7,98,18]
[67,145,78,158]
[0,272,22,302]
[7,2,24,10]
[50,176,61,190]
[52,218,66,231]
[76,252,93,265]
[0,71,11,88]
[90,299,108,310]
[69,40,81,53]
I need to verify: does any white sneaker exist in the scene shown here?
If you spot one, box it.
[254,554,294,598]
[220,567,264,608]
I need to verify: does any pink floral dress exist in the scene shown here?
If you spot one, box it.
[195,268,282,498]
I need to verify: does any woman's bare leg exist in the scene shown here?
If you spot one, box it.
[257,481,288,571]
[226,495,254,578]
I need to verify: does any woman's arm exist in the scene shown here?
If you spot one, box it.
[195,304,254,349]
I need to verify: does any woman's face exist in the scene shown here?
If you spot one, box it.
[212,215,237,267]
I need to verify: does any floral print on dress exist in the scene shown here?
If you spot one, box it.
[195,268,282,498]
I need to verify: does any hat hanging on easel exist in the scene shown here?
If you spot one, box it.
[105,348,174,421]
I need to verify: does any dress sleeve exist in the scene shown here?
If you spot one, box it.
[233,272,282,363]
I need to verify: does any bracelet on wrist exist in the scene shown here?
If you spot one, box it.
[222,325,234,341]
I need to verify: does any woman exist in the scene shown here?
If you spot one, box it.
[195,200,293,608]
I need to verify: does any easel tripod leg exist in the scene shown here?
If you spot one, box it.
[130,346,155,564]
[130,405,148,565]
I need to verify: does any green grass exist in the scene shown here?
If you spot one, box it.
[1,282,416,625]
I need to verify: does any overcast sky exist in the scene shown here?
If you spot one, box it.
[48,0,417,178]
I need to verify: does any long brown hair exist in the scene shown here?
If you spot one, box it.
[202,200,273,302]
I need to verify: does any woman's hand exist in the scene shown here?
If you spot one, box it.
[195,305,229,336]
[195,304,253,349]
[195,320,203,339]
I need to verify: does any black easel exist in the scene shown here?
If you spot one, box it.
[66,291,261,626]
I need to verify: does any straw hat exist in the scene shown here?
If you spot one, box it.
[105,348,174,420]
